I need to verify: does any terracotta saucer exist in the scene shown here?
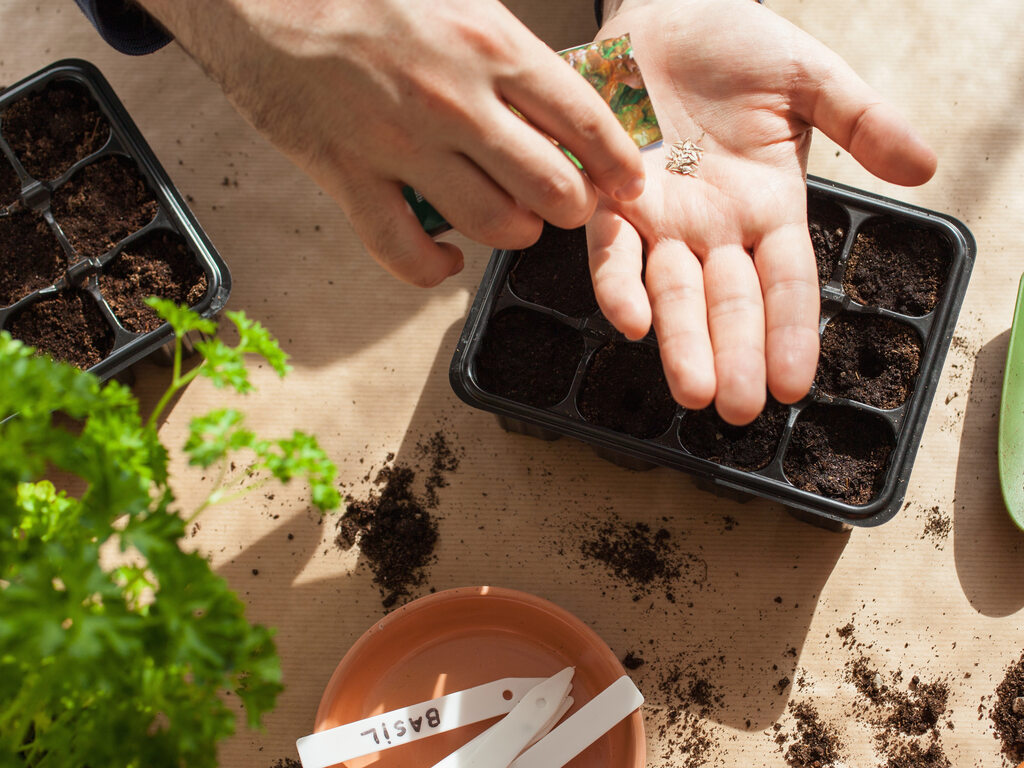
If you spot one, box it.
[313,586,645,768]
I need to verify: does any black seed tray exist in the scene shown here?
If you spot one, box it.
[0,60,230,379]
[449,176,975,528]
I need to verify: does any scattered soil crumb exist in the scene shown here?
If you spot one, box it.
[920,505,952,549]
[623,651,645,670]
[783,701,845,768]
[885,677,949,736]
[992,652,1024,763]
[580,516,706,601]
[268,759,301,768]
[336,432,460,608]
[883,739,950,768]
[836,622,856,648]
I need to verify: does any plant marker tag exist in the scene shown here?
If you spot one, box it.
[295,676,547,768]
[407,34,662,238]
[429,667,575,768]
[508,676,644,768]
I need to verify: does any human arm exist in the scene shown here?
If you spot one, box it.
[131,0,646,287]
[588,0,936,424]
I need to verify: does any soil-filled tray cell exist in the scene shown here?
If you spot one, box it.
[0,209,66,306]
[0,157,19,206]
[1,80,110,181]
[843,217,952,316]
[816,313,922,409]
[6,289,115,370]
[680,398,789,471]
[808,194,848,285]
[508,223,599,317]
[51,155,158,261]
[783,403,895,506]
[474,308,584,407]
[98,232,208,333]
[577,341,676,439]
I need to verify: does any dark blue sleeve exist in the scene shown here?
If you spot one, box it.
[594,0,604,26]
[73,0,172,56]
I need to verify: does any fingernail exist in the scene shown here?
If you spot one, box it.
[614,176,644,201]
[448,258,465,278]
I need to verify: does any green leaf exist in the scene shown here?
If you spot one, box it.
[228,311,291,378]
[146,297,218,337]
[184,409,254,468]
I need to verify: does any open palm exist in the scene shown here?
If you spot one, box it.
[588,0,936,424]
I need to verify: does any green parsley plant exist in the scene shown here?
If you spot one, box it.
[0,300,340,768]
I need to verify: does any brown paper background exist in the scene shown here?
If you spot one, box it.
[2,1,1022,766]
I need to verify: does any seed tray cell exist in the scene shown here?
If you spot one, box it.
[0,60,230,380]
[450,177,975,527]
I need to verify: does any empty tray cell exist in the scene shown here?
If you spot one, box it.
[474,307,584,407]
[808,194,848,285]
[7,289,114,369]
[99,231,208,333]
[1,80,110,181]
[0,208,66,306]
[843,217,952,315]
[816,312,921,409]
[509,223,598,317]
[783,403,895,505]
[577,341,676,439]
[0,155,19,206]
[680,398,788,471]
[51,155,158,260]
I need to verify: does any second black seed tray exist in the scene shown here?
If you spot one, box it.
[449,177,975,528]
[0,59,230,379]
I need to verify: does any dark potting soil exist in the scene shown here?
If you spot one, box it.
[921,505,952,548]
[474,307,583,407]
[0,209,66,306]
[267,759,301,768]
[508,223,598,317]
[816,313,922,409]
[991,651,1024,763]
[577,341,676,439]
[679,397,788,470]
[98,231,208,333]
[783,404,894,505]
[6,289,114,369]
[784,701,845,768]
[2,80,110,181]
[336,433,460,609]
[844,217,951,316]
[884,676,949,736]
[580,518,705,602]
[808,195,848,285]
[883,740,950,768]
[0,157,19,206]
[50,155,158,260]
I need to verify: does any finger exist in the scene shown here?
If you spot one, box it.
[795,40,936,186]
[408,153,544,251]
[703,245,766,425]
[754,222,820,404]
[644,238,716,410]
[586,204,651,340]
[337,176,465,288]
[500,49,645,202]
[469,104,597,230]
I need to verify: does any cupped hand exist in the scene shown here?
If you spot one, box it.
[588,0,936,424]
[137,0,645,286]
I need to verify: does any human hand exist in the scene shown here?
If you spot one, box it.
[588,0,936,424]
[136,0,645,286]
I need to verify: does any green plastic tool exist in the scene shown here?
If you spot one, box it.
[999,272,1024,529]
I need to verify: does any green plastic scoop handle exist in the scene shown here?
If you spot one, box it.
[999,272,1024,529]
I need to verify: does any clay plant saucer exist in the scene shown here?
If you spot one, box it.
[313,586,645,768]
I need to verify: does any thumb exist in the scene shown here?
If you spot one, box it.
[793,38,937,186]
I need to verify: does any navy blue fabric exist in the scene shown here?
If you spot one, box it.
[73,0,171,55]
